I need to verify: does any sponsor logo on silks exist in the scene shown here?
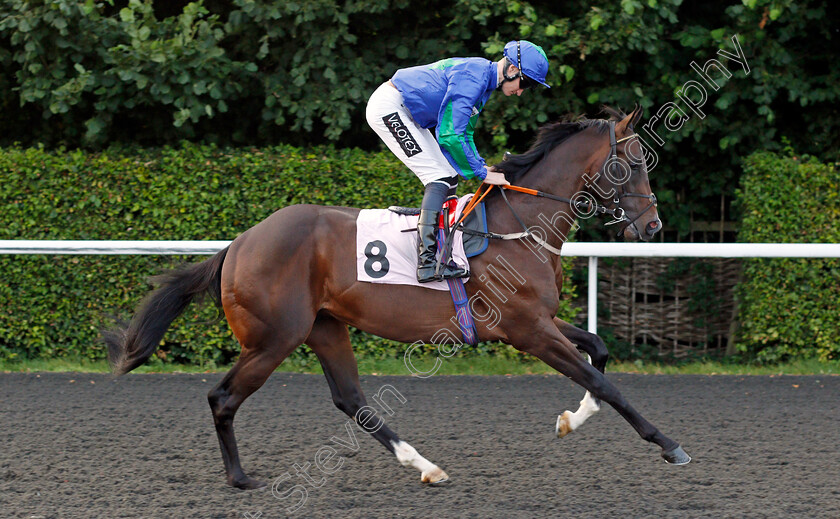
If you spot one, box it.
[383,112,423,158]
[470,106,479,117]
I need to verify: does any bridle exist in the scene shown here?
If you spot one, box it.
[598,120,659,237]
[496,120,658,237]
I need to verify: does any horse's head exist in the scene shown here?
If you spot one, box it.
[493,107,661,242]
[584,106,661,241]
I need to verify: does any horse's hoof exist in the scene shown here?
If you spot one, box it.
[661,445,691,465]
[421,467,450,485]
[427,476,452,487]
[556,411,573,438]
[231,476,267,490]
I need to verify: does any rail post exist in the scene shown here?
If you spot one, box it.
[587,256,598,335]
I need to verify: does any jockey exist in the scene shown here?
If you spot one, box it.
[366,40,551,283]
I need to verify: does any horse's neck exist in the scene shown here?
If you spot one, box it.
[493,139,595,246]
[519,131,600,197]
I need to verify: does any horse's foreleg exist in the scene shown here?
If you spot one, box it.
[553,318,608,438]
[306,315,449,485]
[556,386,601,439]
[554,318,609,372]
[513,321,691,465]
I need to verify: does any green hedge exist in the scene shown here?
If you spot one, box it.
[735,149,839,362]
[0,144,577,366]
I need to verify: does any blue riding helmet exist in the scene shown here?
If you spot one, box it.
[503,40,550,88]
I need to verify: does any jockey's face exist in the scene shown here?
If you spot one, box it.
[501,65,525,97]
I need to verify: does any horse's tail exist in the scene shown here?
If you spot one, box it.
[103,247,229,376]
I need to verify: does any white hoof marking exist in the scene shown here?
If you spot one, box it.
[557,391,601,436]
[391,440,448,483]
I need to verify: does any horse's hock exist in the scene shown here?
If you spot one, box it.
[574,257,742,357]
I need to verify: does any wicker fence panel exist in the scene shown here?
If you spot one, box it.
[574,257,742,358]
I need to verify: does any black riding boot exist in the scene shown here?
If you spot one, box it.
[416,209,468,283]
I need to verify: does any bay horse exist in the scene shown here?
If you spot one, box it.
[105,106,691,490]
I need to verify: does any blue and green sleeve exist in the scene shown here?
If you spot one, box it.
[436,79,488,180]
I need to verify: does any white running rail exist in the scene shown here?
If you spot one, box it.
[2,240,839,334]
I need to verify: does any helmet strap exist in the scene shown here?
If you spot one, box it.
[501,58,519,85]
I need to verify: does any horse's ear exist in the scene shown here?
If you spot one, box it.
[630,104,644,129]
[616,104,643,134]
[615,107,636,135]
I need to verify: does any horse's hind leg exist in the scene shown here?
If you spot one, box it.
[553,318,608,438]
[306,314,449,485]
[208,310,305,489]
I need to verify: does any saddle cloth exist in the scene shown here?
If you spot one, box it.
[355,194,487,291]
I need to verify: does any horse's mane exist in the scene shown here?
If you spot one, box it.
[493,106,627,183]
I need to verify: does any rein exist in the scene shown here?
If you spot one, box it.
[451,121,658,255]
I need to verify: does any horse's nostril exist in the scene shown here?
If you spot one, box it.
[646,220,661,235]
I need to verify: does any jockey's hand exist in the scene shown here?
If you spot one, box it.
[483,167,510,186]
